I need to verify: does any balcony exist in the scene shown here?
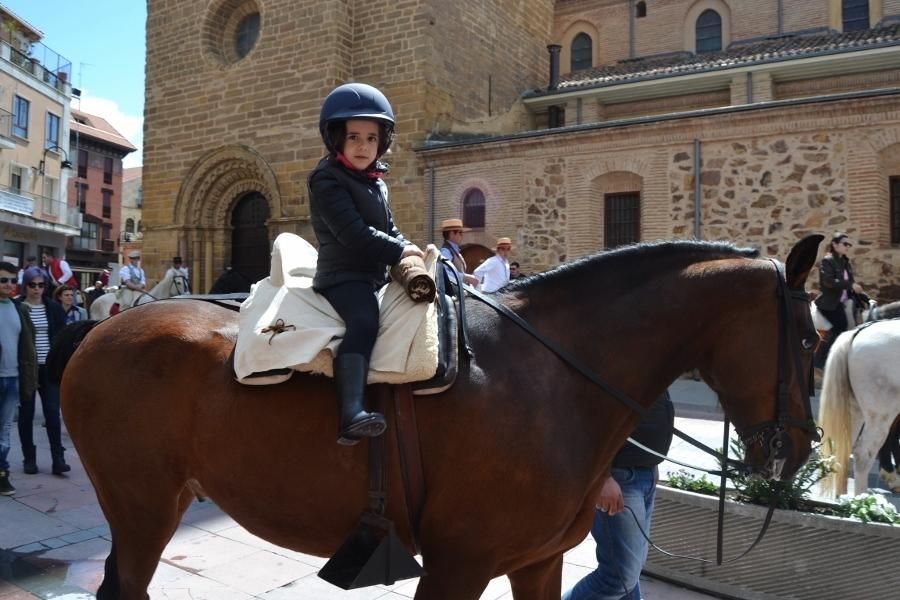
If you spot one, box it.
[0,108,14,149]
[0,40,71,94]
[0,183,82,232]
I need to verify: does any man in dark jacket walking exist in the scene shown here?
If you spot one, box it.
[0,262,37,495]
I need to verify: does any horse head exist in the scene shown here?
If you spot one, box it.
[699,234,823,481]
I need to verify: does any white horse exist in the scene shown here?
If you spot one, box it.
[89,271,190,320]
[810,296,876,332]
[817,318,900,498]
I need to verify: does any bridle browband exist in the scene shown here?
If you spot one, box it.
[442,255,819,564]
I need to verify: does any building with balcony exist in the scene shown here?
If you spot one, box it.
[66,108,136,286]
[121,165,143,257]
[0,4,78,271]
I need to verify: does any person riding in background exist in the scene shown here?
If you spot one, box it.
[814,232,863,369]
[473,237,513,293]
[439,218,480,288]
[165,256,191,294]
[119,250,147,292]
[309,82,424,445]
[42,250,77,304]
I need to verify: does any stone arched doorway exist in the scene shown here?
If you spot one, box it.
[230,191,270,283]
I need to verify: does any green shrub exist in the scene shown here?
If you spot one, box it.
[729,438,838,511]
[837,493,900,525]
[665,469,719,495]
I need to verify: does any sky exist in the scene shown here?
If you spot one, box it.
[3,1,146,167]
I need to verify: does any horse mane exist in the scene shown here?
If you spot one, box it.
[505,239,760,292]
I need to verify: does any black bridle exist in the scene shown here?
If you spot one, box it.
[443,255,819,563]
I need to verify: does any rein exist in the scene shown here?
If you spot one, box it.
[442,256,815,565]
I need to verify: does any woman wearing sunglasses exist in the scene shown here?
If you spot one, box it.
[814,231,864,369]
[16,267,69,475]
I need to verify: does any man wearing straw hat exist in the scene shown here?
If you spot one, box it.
[474,237,513,293]
[439,218,480,287]
[119,250,147,292]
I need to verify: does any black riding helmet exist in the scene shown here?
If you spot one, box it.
[319,83,395,158]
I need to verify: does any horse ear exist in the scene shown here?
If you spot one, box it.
[784,234,824,288]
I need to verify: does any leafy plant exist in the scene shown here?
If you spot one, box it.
[837,493,900,525]
[665,469,719,495]
[729,438,838,510]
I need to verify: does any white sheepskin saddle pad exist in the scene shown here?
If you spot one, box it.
[234,233,439,385]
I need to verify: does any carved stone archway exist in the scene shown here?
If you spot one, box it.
[173,145,282,291]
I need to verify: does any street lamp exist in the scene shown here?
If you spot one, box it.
[38,144,73,175]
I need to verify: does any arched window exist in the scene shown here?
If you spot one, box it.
[570,33,593,72]
[842,0,869,32]
[125,218,135,234]
[234,12,260,59]
[695,10,722,53]
[463,188,486,229]
[636,1,647,18]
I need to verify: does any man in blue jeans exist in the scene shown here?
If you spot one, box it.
[563,391,674,600]
[0,261,38,495]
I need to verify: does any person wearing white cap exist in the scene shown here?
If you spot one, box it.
[473,237,513,293]
[119,250,146,291]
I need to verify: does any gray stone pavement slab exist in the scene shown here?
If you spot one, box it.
[11,382,877,598]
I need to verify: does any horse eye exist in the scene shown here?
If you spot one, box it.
[801,338,816,350]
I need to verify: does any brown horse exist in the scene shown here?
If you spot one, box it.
[54,235,822,600]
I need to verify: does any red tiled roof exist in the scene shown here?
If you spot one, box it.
[535,24,900,95]
[70,108,137,153]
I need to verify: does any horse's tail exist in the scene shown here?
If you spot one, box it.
[48,320,101,385]
[817,330,856,498]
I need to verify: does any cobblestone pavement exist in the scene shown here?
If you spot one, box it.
[2,380,893,599]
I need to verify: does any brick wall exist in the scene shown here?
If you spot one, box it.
[775,69,900,99]
[419,95,900,300]
[144,0,554,285]
[783,0,830,32]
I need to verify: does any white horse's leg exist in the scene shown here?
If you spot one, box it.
[852,416,893,494]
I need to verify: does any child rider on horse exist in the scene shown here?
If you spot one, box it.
[309,82,424,445]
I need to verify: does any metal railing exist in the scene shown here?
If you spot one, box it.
[2,40,71,92]
[0,183,81,229]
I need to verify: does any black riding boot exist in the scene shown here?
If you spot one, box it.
[51,447,70,475]
[23,445,37,475]
[334,354,386,445]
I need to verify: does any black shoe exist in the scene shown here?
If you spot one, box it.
[23,445,37,474]
[51,448,71,475]
[334,354,387,445]
[0,470,15,496]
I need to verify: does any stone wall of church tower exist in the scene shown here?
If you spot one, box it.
[143,0,554,289]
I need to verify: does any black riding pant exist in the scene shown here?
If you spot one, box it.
[318,281,380,361]
[814,303,848,369]
[18,364,64,455]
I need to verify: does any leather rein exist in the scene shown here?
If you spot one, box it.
[444,257,819,565]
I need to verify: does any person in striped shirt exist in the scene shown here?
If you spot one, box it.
[17,268,69,476]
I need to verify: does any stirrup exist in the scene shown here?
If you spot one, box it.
[338,414,386,445]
